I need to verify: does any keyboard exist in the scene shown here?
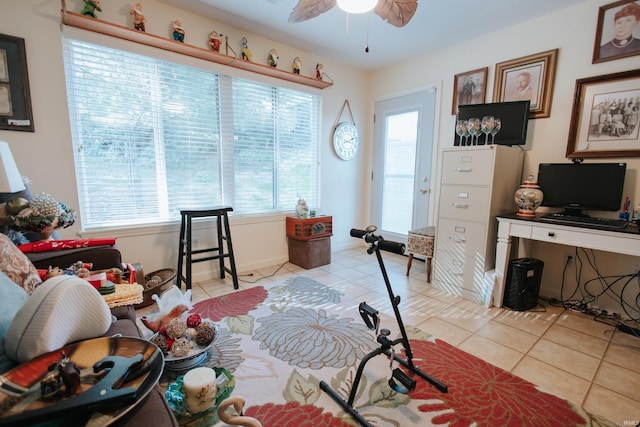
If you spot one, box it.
[539,213,629,229]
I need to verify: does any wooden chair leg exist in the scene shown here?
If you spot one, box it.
[426,257,432,283]
[406,253,414,276]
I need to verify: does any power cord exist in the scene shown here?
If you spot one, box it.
[549,248,640,336]
[238,261,288,284]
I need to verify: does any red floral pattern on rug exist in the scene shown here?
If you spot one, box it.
[408,339,586,426]
[191,286,268,321]
[245,402,353,426]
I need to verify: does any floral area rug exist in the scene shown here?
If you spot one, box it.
[169,276,614,426]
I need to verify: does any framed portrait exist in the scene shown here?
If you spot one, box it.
[492,49,558,119]
[451,67,488,115]
[566,69,640,158]
[0,33,34,132]
[592,0,640,64]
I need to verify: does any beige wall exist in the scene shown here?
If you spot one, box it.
[371,0,640,313]
[1,0,639,313]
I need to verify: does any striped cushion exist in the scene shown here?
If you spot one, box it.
[4,275,112,363]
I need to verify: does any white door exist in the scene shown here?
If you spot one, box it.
[372,89,436,242]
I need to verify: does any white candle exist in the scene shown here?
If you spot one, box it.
[183,367,217,413]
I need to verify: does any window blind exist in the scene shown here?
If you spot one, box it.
[62,35,320,230]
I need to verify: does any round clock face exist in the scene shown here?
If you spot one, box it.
[333,122,360,160]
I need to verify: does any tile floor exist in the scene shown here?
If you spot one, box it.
[141,247,640,426]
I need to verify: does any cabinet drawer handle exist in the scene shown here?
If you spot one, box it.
[452,203,469,209]
[455,168,472,173]
[450,236,466,243]
[548,232,555,237]
[446,268,464,277]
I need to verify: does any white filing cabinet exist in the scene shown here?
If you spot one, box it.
[433,145,523,305]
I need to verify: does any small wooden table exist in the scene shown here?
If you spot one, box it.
[406,226,436,282]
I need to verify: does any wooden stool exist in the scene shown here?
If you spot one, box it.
[406,226,435,282]
[177,207,238,290]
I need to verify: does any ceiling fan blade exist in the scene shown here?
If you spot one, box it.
[374,0,418,28]
[288,0,337,23]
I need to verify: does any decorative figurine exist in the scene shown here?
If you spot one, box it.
[130,3,146,32]
[173,20,186,43]
[268,49,278,67]
[81,0,102,18]
[208,31,222,53]
[40,352,81,400]
[295,198,309,218]
[316,63,324,80]
[241,37,252,61]
[293,57,302,74]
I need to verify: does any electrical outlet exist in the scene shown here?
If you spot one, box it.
[565,253,573,265]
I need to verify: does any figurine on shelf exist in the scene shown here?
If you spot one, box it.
[268,49,278,68]
[173,20,186,43]
[80,0,102,18]
[208,31,222,53]
[316,63,324,80]
[241,37,252,61]
[293,56,302,74]
[130,3,146,32]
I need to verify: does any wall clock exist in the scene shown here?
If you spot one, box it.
[332,100,360,160]
[333,122,360,160]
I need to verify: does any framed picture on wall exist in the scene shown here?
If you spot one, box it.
[451,67,488,115]
[492,49,558,119]
[592,0,640,64]
[0,33,34,132]
[566,69,640,158]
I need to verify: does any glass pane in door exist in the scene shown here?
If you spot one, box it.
[380,111,418,234]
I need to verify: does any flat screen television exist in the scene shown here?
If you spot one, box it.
[455,101,530,146]
[537,162,627,216]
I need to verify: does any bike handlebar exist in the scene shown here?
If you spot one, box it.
[350,228,406,255]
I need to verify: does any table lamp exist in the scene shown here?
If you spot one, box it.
[0,141,25,193]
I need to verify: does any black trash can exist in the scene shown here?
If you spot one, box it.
[503,258,544,311]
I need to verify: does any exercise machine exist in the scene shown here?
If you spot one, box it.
[319,226,447,427]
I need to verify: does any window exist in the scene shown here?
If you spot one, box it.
[62,34,320,230]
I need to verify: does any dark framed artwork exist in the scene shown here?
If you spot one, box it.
[566,69,640,158]
[492,49,558,119]
[592,0,640,64]
[451,67,488,115]
[0,33,34,132]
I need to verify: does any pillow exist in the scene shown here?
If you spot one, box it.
[4,275,112,363]
[0,233,41,295]
[0,272,29,374]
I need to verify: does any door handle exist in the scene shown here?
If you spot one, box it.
[419,188,429,194]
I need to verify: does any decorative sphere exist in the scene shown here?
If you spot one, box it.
[514,175,544,217]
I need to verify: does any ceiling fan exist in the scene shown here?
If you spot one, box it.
[288,0,418,28]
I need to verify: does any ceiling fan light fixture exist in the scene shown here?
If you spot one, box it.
[336,0,377,14]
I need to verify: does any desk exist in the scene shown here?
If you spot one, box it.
[494,213,640,307]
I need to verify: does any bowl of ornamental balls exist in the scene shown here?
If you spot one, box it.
[149,313,219,370]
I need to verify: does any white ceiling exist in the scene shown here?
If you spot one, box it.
[157,0,590,71]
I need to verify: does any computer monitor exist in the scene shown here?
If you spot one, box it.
[537,162,627,216]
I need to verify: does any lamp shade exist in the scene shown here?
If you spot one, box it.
[336,0,377,14]
[0,141,25,193]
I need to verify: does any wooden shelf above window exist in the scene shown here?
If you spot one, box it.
[60,10,333,90]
